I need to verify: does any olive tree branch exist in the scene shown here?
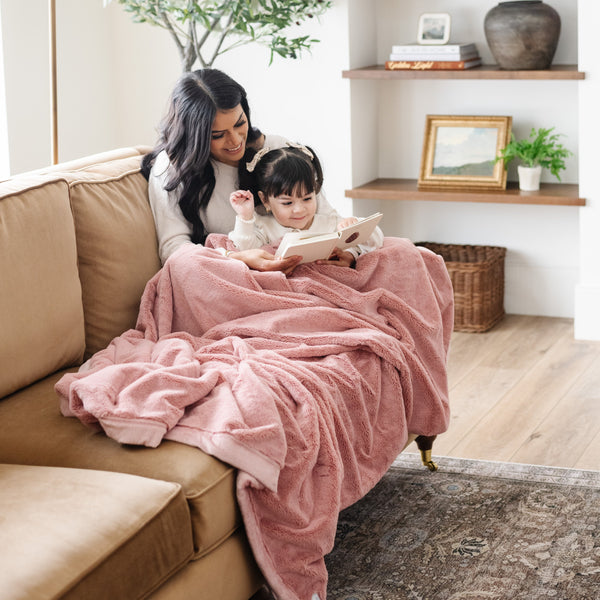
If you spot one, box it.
[207,12,235,66]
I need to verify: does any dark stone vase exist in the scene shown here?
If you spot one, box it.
[484,1,561,70]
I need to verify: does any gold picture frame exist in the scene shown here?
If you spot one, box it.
[418,115,512,191]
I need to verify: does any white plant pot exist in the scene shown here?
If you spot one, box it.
[518,165,542,191]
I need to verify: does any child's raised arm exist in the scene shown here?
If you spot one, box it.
[229,190,255,221]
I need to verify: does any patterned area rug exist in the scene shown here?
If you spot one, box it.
[325,454,600,600]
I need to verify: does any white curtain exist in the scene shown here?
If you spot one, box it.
[0,5,10,178]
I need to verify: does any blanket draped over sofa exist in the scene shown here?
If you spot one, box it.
[56,236,453,600]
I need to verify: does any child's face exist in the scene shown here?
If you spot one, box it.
[262,188,317,230]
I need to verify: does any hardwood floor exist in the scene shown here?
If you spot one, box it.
[407,314,600,471]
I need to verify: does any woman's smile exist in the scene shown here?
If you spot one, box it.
[224,141,244,156]
[227,141,243,152]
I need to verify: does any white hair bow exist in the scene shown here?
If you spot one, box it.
[246,142,314,173]
[246,147,271,172]
[286,141,314,160]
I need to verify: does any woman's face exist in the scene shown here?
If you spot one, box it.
[210,105,249,166]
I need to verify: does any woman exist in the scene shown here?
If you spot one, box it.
[142,68,338,272]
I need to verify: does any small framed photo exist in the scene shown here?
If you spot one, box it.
[417,13,451,45]
[418,115,513,191]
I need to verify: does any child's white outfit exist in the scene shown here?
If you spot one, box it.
[228,210,384,260]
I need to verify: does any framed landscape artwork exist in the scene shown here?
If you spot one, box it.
[418,115,512,191]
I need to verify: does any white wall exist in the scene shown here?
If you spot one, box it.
[2,0,52,173]
[1,0,118,172]
[0,2,9,177]
[1,0,598,337]
[575,0,600,339]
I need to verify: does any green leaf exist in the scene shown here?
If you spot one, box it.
[113,0,332,69]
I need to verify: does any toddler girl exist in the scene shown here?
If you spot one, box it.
[228,143,383,266]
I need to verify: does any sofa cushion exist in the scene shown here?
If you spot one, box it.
[0,463,193,600]
[61,156,161,357]
[0,177,85,398]
[0,372,242,559]
[149,529,263,600]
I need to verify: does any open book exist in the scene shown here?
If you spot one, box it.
[275,212,383,264]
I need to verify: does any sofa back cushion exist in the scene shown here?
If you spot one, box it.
[62,155,161,357]
[0,177,85,397]
[24,146,149,177]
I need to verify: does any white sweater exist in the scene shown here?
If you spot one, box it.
[148,134,339,264]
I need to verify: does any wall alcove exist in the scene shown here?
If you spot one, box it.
[344,0,600,338]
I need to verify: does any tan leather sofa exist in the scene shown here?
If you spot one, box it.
[0,148,264,600]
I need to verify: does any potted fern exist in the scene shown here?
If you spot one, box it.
[496,127,573,191]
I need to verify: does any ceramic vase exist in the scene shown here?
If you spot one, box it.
[518,165,542,191]
[484,1,561,70]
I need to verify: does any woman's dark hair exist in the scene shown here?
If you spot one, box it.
[238,145,324,207]
[141,68,261,244]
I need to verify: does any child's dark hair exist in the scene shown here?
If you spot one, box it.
[238,145,324,206]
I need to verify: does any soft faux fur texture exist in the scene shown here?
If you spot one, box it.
[57,237,453,599]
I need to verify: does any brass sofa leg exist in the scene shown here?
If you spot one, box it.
[415,435,438,471]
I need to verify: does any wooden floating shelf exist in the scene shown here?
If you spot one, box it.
[342,64,585,80]
[345,179,586,207]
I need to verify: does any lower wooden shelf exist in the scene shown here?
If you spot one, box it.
[345,179,585,207]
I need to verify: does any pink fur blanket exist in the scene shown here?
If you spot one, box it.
[56,237,453,600]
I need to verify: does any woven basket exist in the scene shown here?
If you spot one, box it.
[417,243,507,333]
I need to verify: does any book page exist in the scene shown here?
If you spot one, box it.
[335,213,383,250]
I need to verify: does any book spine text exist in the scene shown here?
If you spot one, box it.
[385,60,481,71]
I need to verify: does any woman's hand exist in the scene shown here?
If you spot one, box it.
[228,248,302,275]
[316,248,356,268]
[229,190,255,221]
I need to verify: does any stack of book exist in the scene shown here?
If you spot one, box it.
[385,42,481,71]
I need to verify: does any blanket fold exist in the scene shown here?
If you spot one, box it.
[56,237,453,600]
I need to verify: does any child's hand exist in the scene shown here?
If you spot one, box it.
[316,248,356,268]
[337,217,359,231]
[229,190,255,221]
